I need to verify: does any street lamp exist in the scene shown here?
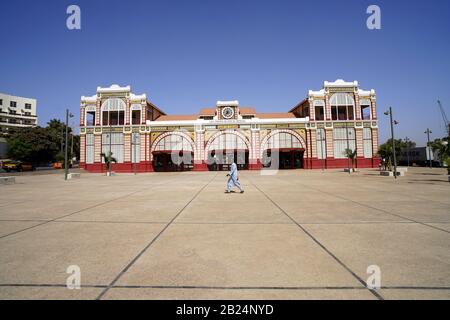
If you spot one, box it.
[384,107,399,179]
[64,109,74,180]
[424,128,432,168]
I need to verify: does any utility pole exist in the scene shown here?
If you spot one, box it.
[64,109,74,180]
[425,128,432,168]
[319,129,325,172]
[384,107,399,179]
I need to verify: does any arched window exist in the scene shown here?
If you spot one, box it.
[101,98,126,126]
[208,133,248,151]
[264,132,302,150]
[330,93,355,121]
[154,134,193,151]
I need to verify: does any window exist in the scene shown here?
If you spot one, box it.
[360,99,371,120]
[25,103,32,109]
[131,133,140,163]
[314,100,325,121]
[86,134,94,164]
[24,112,31,116]
[86,111,95,126]
[10,110,17,115]
[330,93,355,121]
[101,98,125,126]
[265,132,301,149]
[200,116,214,120]
[363,128,373,158]
[102,132,124,163]
[242,115,254,119]
[0,99,3,105]
[154,134,193,151]
[208,133,247,151]
[10,101,17,108]
[316,129,326,159]
[333,127,355,159]
[132,110,141,125]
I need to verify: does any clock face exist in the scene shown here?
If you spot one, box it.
[221,107,234,119]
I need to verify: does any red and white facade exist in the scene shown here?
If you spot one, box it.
[79,80,379,173]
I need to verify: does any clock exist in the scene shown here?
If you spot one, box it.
[221,106,234,119]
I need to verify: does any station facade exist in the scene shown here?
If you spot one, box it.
[79,80,379,172]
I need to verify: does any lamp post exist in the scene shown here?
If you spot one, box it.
[405,136,410,167]
[384,107,399,179]
[319,129,325,172]
[64,109,74,180]
[424,128,432,168]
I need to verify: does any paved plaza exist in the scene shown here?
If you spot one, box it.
[0,167,449,300]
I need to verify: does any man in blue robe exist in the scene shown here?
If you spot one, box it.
[226,162,244,193]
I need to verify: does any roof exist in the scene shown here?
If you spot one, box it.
[256,112,296,119]
[240,107,256,115]
[199,108,216,116]
[289,98,308,113]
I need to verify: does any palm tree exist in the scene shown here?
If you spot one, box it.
[344,148,357,172]
[100,151,117,175]
[430,139,450,175]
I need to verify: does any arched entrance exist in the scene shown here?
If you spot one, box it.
[151,132,195,172]
[261,130,306,169]
[205,131,251,171]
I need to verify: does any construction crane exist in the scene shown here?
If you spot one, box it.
[437,100,450,138]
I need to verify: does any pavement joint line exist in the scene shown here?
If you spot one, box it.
[1,283,449,290]
[248,178,384,301]
[0,179,179,240]
[95,173,219,300]
[291,181,450,235]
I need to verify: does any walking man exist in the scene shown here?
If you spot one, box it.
[226,162,244,193]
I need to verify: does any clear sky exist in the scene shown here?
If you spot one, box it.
[1,0,449,145]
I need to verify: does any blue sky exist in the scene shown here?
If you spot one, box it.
[1,0,449,145]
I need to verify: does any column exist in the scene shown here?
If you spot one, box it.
[95,100,101,126]
[249,128,262,170]
[194,128,208,171]
[79,135,86,168]
[80,107,85,126]
[325,95,331,121]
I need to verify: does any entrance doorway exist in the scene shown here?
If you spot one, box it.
[153,151,193,172]
[207,150,249,171]
[262,149,304,169]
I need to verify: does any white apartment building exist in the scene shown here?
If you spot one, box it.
[0,93,38,133]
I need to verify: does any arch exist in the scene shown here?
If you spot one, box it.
[150,131,196,161]
[260,129,306,158]
[101,98,126,111]
[101,98,126,126]
[204,130,251,161]
[329,93,355,106]
[330,93,355,121]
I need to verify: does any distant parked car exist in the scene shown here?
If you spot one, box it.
[2,161,35,172]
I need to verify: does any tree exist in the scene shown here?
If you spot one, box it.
[7,126,59,164]
[378,138,409,170]
[344,148,357,172]
[430,138,450,174]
